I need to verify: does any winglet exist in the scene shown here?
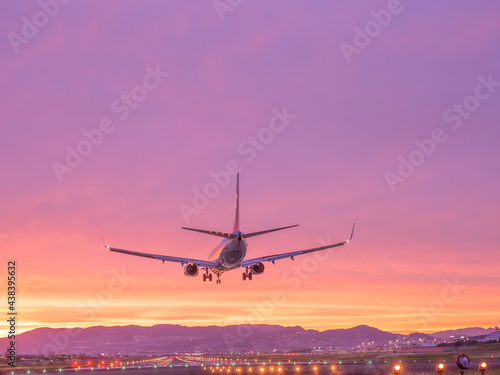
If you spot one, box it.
[101,228,110,249]
[346,222,355,243]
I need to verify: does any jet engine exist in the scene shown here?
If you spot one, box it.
[249,262,265,275]
[183,263,198,277]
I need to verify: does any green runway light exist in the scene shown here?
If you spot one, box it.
[154,365,157,369]
[170,365,172,368]
[59,370,62,372]
[27,372,30,374]
[122,367,126,370]
[278,363,281,366]
[44,371,47,373]
[324,362,326,365]
[186,365,189,367]
[339,362,342,365]
[139,367,141,369]
[91,368,94,371]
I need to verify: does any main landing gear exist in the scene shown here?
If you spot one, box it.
[202,273,213,282]
[242,267,253,281]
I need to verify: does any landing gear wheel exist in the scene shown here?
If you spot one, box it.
[242,273,247,281]
[203,274,207,282]
[208,274,213,282]
[248,273,253,281]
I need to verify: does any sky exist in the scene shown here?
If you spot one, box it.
[1,0,499,336]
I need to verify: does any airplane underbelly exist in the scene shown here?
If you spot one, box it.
[221,242,246,268]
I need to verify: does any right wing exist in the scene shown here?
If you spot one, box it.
[240,223,355,268]
[106,245,215,268]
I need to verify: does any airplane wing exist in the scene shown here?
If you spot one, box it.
[240,223,355,268]
[106,246,216,268]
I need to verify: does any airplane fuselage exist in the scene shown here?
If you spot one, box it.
[209,231,247,274]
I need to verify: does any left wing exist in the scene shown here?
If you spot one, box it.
[240,223,355,268]
[106,246,216,268]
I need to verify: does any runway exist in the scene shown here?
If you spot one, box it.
[8,357,500,375]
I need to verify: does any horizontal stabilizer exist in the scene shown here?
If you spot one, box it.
[182,227,236,239]
[244,224,298,238]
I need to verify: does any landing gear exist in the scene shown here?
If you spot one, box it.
[216,274,221,284]
[242,269,253,281]
[202,268,213,282]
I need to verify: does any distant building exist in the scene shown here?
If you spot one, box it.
[397,345,445,353]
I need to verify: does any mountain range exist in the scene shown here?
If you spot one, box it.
[2,324,495,355]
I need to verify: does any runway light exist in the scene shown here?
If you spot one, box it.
[436,363,445,374]
[480,362,487,375]
[278,368,282,372]
[260,368,265,372]
[295,367,300,372]
[331,366,336,371]
[393,364,402,374]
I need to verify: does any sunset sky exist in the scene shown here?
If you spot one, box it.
[1,1,499,336]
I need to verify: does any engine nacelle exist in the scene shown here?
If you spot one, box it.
[249,262,265,275]
[183,263,198,277]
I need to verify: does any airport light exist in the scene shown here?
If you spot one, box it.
[331,366,335,372]
[480,362,487,375]
[436,363,445,374]
[313,366,318,372]
[393,364,402,374]
[260,368,265,372]
[295,367,300,372]
[278,368,282,372]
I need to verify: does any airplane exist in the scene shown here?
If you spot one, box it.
[105,173,354,284]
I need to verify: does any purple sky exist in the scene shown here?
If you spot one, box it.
[1,1,499,334]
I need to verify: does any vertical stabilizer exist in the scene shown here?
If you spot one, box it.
[233,173,240,232]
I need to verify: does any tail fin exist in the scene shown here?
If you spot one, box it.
[233,172,240,232]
